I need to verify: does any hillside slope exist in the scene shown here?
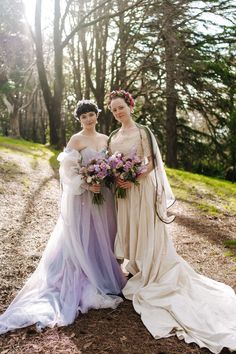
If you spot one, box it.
[0,137,235,354]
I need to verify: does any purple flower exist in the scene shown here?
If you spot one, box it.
[97,171,106,179]
[115,161,124,169]
[94,165,100,172]
[124,160,133,172]
[106,150,147,199]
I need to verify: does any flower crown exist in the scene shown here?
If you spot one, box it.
[74,99,101,120]
[108,90,135,108]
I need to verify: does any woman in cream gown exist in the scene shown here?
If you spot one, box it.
[108,89,236,354]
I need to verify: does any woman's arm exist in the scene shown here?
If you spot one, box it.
[137,156,154,180]
[116,157,153,189]
[60,135,101,194]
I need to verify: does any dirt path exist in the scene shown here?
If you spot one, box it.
[0,149,235,354]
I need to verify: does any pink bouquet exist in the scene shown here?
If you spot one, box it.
[79,158,111,205]
[108,151,147,198]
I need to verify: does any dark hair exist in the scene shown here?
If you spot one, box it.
[107,89,135,108]
[74,100,100,120]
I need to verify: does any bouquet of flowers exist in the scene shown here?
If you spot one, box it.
[79,157,111,205]
[108,151,147,198]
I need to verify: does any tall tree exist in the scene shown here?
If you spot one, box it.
[133,0,236,173]
[34,0,144,146]
[35,0,64,147]
[0,0,34,137]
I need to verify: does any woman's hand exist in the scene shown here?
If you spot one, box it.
[90,184,101,193]
[116,177,133,189]
[137,170,147,181]
[83,183,101,193]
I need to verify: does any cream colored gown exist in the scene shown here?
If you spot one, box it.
[110,127,236,354]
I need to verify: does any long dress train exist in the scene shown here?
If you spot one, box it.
[110,128,236,354]
[0,147,126,334]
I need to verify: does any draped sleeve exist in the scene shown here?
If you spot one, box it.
[57,148,85,195]
[139,125,175,224]
[140,128,152,158]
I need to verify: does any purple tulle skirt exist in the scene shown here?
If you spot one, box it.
[0,148,126,334]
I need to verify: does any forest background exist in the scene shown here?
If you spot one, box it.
[0,0,235,180]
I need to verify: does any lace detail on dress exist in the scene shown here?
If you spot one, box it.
[110,129,149,159]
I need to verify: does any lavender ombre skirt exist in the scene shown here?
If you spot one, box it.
[0,148,126,334]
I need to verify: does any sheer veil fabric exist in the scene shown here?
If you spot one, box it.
[110,125,236,354]
[139,124,175,224]
[0,148,125,334]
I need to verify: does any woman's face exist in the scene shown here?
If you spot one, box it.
[79,111,97,129]
[110,97,132,123]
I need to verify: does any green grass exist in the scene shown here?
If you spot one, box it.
[224,240,236,266]
[48,146,60,171]
[224,251,234,257]
[0,136,47,157]
[224,240,236,248]
[167,168,236,217]
[166,168,236,266]
[1,136,235,216]
[0,136,59,171]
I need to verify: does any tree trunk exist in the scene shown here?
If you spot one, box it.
[9,108,20,138]
[165,83,178,167]
[163,5,178,168]
[35,0,63,147]
[2,95,20,138]
[118,0,127,88]
[53,0,64,146]
[94,16,109,133]
[80,28,95,99]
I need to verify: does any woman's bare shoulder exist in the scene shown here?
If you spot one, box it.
[67,133,83,149]
[97,133,109,141]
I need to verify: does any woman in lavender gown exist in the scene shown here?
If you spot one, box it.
[0,100,126,335]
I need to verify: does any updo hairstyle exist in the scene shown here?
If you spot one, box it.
[107,90,135,109]
[74,100,100,120]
